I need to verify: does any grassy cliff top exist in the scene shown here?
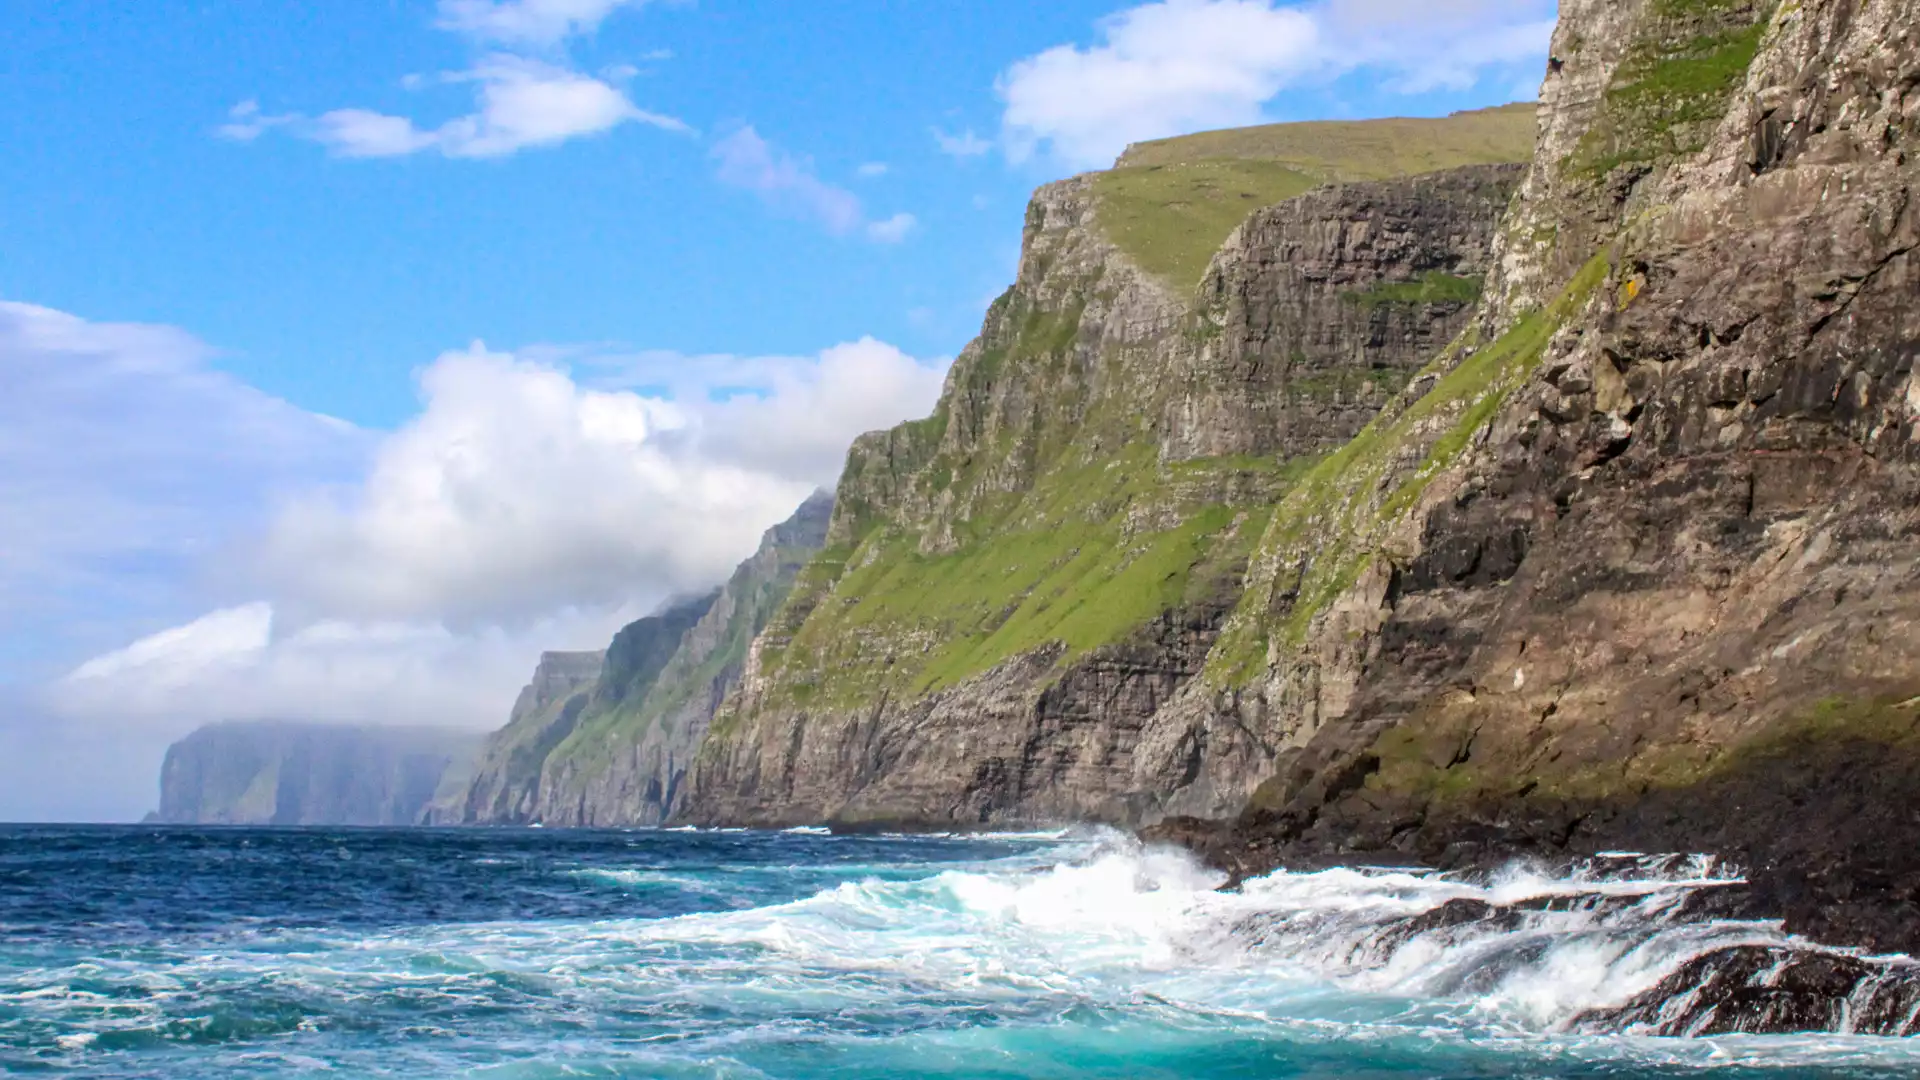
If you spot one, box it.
[1094,104,1537,286]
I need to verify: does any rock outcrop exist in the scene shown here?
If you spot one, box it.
[154,722,481,826]
[434,491,833,826]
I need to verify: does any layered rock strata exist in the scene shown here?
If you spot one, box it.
[1150,0,1920,960]
[683,163,1524,827]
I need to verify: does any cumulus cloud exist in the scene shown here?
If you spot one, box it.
[253,337,945,627]
[678,338,949,485]
[436,0,650,47]
[255,345,814,624]
[714,127,919,242]
[47,334,944,726]
[17,295,946,811]
[998,0,1556,167]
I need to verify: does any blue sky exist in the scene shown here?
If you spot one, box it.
[0,0,1556,820]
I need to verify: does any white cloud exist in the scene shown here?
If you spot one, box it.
[17,297,947,805]
[865,212,918,244]
[248,338,946,627]
[686,338,949,485]
[216,100,298,142]
[309,109,444,158]
[305,56,686,160]
[436,0,649,47]
[53,602,620,733]
[998,0,1556,168]
[0,301,366,680]
[933,128,993,158]
[253,345,801,624]
[714,127,918,243]
[228,0,681,160]
[856,161,890,177]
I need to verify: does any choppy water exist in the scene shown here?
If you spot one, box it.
[2,826,1917,1078]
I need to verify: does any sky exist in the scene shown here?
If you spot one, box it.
[0,0,1558,822]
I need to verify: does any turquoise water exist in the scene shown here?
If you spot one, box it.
[1,826,1916,1078]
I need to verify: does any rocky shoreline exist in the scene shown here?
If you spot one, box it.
[1143,716,1920,1036]
[1149,702,1920,958]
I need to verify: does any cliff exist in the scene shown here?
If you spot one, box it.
[420,650,605,824]
[1146,0,1920,960]
[686,0,1920,968]
[434,491,834,825]
[683,116,1531,827]
[153,722,481,826]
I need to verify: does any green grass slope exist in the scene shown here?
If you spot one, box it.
[1094,104,1537,286]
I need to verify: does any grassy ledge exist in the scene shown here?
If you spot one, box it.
[1569,0,1779,179]
[1093,106,1537,286]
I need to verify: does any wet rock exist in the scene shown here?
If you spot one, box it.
[1576,946,1920,1037]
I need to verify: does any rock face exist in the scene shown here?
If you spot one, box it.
[434,491,833,826]
[1147,0,1920,958]
[681,0,1920,967]
[420,650,605,825]
[154,722,481,826]
[1165,166,1524,462]
[683,155,1525,828]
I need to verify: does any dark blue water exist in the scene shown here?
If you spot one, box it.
[1,826,1914,1078]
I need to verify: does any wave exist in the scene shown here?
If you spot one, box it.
[628,837,1920,1040]
[14,830,1920,1077]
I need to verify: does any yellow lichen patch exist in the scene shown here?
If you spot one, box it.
[1619,275,1644,309]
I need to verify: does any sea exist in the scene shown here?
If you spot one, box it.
[3,826,1918,1079]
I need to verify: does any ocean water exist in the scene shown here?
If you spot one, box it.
[2,827,1917,1078]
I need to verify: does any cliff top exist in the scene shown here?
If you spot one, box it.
[1093,103,1538,286]
[1113,103,1536,171]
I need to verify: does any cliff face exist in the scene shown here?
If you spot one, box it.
[421,650,604,825]
[1149,0,1920,956]
[155,722,481,826]
[435,492,833,826]
[687,0,1920,959]
[683,144,1526,827]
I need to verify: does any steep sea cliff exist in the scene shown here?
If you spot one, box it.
[696,0,1920,937]
[412,0,1920,1034]
[152,722,479,826]
[429,491,834,826]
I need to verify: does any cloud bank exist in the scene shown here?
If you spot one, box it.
[28,303,947,739]
[998,0,1557,167]
[0,301,367,678]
